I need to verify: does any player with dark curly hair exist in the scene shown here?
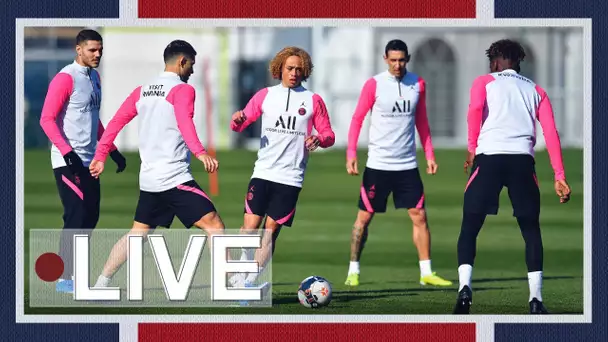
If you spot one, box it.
[229,46,336,289]
[453,39,571,314]
[484,39,527,71]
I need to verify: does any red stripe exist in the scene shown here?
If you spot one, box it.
[138,323,475,341]
[138,0,476,18]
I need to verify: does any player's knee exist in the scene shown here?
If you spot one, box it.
[355,210,373,228]
[408,208,428,228]
[128,223,151,241]
[196,211,225,230]
[264,217,282,230]
[243,213,263,231]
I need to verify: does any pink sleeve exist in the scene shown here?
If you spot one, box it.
[347,78,376,160]
[167,84,207,158]
[231,88,267,132]
[94,86,141,162]
[97,121,117,152]
[414,78,435,161]
[311,94,336,148]
[535,85,566,181]
[467,75,494,153]
[39,72,73,155]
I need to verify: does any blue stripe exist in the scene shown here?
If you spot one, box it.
[3,2,120,341]
[495,1,604,341]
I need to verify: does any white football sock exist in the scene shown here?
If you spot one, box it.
[94,275,112,288]
[528,271,543,302]
[229,272,246,286]
[458,264,473,291]
[348,261,360,275]
[245,267,264,283]
[419,259,432,277]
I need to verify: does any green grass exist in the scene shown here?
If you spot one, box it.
[24,148,584,315]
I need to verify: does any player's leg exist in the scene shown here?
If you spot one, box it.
[94,221,155,287]
[245,216,281,284]
[345,167,388,286]
[171,180,225,238]
[505,155,548,314]
[393,168,451,287]
[454,154,504,314]
[236,178,269,263]
[223,179,270,287]
[168,178,249,289]
[53,167,87,293]
[245,181,302,285]
[241,178,270,235]
[345,210,374,285]
[93,191,168,287]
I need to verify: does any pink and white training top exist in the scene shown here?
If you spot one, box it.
[95,72,208,192]
[39,61,116,169]
[231,84,336,188]
[347,71,435,171]
[468,69,566,181]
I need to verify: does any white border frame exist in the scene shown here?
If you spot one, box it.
[14,1,592,341]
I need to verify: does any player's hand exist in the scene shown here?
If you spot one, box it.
[464,151,475,174]
[305,136,321,151]
[555,179,571,203]
[110,150,127,173]
[63,151,85,175]
[231,111,247,125]
[197,153,219,173]
[346,158,359,176]
[426,159,438,175]
[89,159,105,179]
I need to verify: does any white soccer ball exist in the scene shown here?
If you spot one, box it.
[297,275,333,308]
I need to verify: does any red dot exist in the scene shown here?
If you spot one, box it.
[35,253,64,282]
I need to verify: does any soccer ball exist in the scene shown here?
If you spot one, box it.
[297,275,332,308]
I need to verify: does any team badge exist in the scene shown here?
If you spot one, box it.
[368,185,376,199]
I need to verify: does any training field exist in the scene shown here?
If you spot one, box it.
[23,148,584,315]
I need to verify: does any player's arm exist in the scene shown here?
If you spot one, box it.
[535,85,570,202]
[93,86,141,163]
[98,119,127,173]
[97,121,117,151]
[309,94,336,149]
[414,78,436,167]
[39,72,74,156]
[169,84,218,173]
[465,75,491,172]
[230,88,267,132]
[467,76,489,154]
[169,84,207,157]
[535,86,565,181]
[346,78,376,161]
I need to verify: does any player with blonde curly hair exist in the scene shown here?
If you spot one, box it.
[268,46,314,83]
[229,46,336,288]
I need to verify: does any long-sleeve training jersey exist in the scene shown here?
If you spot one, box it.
[347,70,435,171]
[95,72,208,192]
[231,83,336,188]
[467,69,566,181]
